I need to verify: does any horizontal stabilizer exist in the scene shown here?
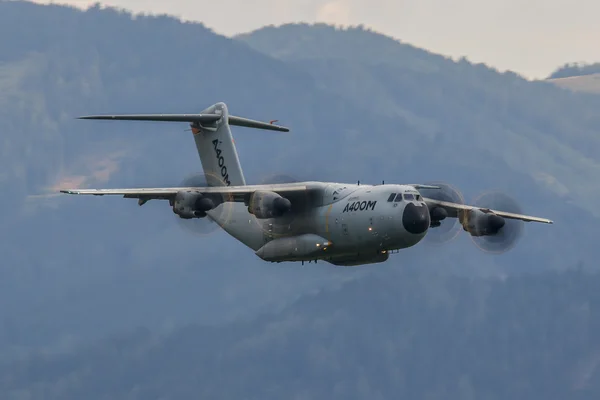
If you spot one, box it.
[228,115,289,132]
[78,113,290,132]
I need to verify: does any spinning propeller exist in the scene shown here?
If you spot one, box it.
[420,183,525,254]
[174,172,234,237]
[420,182,465,245]
[466,191,524,254]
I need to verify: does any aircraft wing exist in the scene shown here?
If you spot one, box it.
[423,198,553,224]
[60,183,309,201]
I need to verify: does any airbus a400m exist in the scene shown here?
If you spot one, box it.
[61,102,553,266]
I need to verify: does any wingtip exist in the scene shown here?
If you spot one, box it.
[264,125,291,133]
[269,120,290,132]
[262,123,290,132]
[537,218,553,224]
[77,115,117,120]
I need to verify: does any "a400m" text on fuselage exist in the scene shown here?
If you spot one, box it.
[343,200,377,213]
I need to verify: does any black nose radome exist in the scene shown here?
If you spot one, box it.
[403,203,430,234]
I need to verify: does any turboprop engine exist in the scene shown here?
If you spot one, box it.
[247,190,292,219]
[172,191,215,219]
[428,206,448,228]
[462,192,526,253]
[462,208,505,236]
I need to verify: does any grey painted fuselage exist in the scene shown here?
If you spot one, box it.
[207,181,429,265]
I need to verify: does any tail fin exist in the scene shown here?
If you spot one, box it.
[192,102,244,187]
[78,102,289,187]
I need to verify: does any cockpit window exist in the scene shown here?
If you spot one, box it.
[415,194,422,201]
[404,193,415,201]
[387,193,396,202]
[394,193,403,202]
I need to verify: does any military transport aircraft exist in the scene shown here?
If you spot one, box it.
[60,102,553,266]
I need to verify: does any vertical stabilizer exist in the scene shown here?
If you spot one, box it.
[191,102,246,187]
[77,102,290,187]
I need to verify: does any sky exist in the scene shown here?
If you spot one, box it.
[35,0,599,79]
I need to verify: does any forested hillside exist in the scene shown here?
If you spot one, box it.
[238,24,600,215]
[0,0,599,377]
[2,267,599,399]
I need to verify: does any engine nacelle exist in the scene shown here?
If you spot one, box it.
[172,191,215,219]
[429,206,448,226]
[462,208,505,237]
[248,190,292,219]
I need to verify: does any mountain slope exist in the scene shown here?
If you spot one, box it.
[238,24,600,215]
[0,1,372,359]
[0,2,597,360]
[548,74,600,95]
[2,267,600,399]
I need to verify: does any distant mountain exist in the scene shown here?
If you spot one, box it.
[548,62,600,79]
[0,2,599,361]
[547,74,600,95]
[545,63,600,94]
[238,24,600,215]
[2,266,599,399]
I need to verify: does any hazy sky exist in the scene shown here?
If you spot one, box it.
[36,0,599,79]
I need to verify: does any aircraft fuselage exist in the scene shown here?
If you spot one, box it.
[209,182,431,266]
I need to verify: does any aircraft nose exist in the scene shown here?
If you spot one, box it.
[402,202,430,234]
